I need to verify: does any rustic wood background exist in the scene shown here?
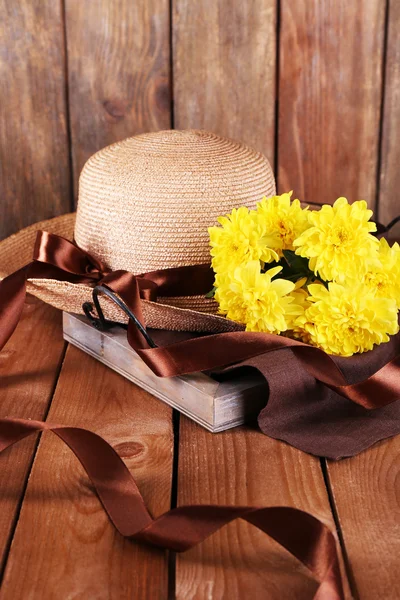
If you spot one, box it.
[0,0,399,240]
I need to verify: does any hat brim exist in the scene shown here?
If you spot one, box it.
[0,214,243,334]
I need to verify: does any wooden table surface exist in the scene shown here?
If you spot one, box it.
[0,297,399,600]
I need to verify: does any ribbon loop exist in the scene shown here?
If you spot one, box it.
[34,231,106,278]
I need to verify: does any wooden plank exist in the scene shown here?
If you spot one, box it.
[0,298,65,575]
[326,437,400,600]
[173,0,277,164]
[278,0,385,207]
[65,0,171,198]
[0,345,173,599]
[379,0,400,224]
[175,419,351,599]
[0,0,71,238]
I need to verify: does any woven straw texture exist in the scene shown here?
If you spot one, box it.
[0,129,275,333]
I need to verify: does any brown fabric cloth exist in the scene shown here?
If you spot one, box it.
[225,341,400,459]
[151,329,400,460]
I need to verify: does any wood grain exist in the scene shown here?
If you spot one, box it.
[278,0,385,207]
[379,0,400,224]
[0,0,71,238]
[65,0,171,198]
[175,419,351,599]
[173,0,277,165]
[0,298,65,574]
[0,345,173,599]
[326,437,400,600]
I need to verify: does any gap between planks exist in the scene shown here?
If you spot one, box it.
[0,347,67,585]
[325,437,400,600]
[0,300,67,582]
[174,417,352,600]
[319,459,359,600]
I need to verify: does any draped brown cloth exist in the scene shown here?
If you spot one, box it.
[150,328,400,459]
[1,230,400,597]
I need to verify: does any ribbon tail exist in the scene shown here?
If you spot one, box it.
[331,354,400,409]
[101,271,151,349]
[244,508,344,600]
[135,333,400,410]
[0,265,30,351]
[0,418,153,534]
[0,417,345,599]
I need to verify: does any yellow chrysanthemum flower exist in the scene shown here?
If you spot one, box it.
[296,281,399,356]
[256,191,310,256]
[209,206,278,274]
[214,269,248,325]
[363,238,400,309]
[285,283,312,341]
[214,261,304,333]
[293,197,379,282]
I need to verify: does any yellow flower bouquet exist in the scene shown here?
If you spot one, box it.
[209,194,400,357]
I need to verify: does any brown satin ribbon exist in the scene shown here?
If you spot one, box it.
[0,230,399,598]
[1,230,399,408]
[0,417,344,600]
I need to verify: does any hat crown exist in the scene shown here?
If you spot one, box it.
[75,129,275,274]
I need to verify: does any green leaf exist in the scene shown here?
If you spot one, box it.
[205,286,217,299]
[261,250,330,289]
[261,259,282,273]
[282,250,310,273]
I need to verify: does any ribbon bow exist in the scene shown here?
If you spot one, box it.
[0,230,215,350]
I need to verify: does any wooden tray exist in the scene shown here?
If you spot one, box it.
[63,313,267,432]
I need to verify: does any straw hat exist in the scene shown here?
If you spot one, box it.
[0,130,275,333]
